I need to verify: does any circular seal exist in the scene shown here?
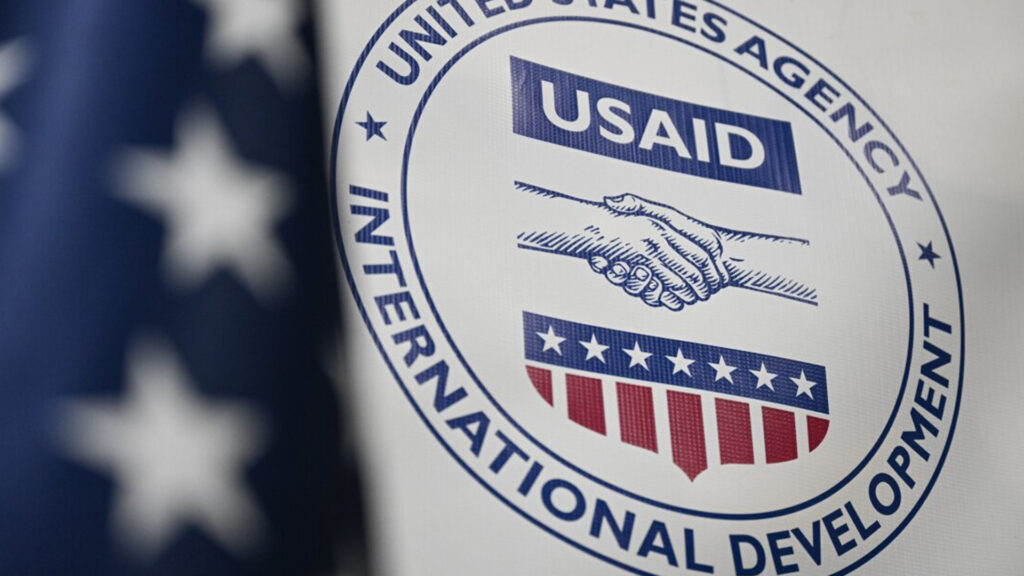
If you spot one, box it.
[330,2,964,574]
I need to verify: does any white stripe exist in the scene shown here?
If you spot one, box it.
[702,394,722,467]
[550,367,568,419]
[749,402,767,465]
[603,379,621,441]
[652,386,674,464]
[794,409,809,458]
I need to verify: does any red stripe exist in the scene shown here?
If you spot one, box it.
[762,407,797,463]
[566,374,606,435]
[525,366,553,405]
[616,383,658,452]
[715,398,754,464]
[667,391,707,480]
[807,416,829,452]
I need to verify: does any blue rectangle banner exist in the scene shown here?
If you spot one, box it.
[511,57,802,194]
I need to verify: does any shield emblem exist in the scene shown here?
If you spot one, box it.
[523,311,829,480]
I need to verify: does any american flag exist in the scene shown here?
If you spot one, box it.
[0,1,363,574]
[523,312,829,481]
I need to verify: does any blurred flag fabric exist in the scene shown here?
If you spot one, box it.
[0,1,364,575]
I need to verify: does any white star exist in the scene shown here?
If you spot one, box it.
[58,337,266,558]
[579,334,609,363]
[0,39,31,172]
[115,105,294,302]
[537,326,565,355]
[190,0,309,90]
[709,355,736,384]
[750,362,777,391]
[666,348,695,377]
[792,370,817,399]
[623,341,652,371]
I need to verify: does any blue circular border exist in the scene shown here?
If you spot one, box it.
[329,3,965,574]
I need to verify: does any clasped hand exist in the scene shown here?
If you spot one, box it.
[587,194,729,311]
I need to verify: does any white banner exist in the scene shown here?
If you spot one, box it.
[317,1,1024,574]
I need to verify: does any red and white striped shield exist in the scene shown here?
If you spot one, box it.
[524,312,829,480]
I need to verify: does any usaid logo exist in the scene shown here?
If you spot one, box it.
[512,57,802,193]
[332,1,963,574]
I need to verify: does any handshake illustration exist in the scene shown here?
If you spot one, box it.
[515,182,816,310]
[584,193,730,311]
